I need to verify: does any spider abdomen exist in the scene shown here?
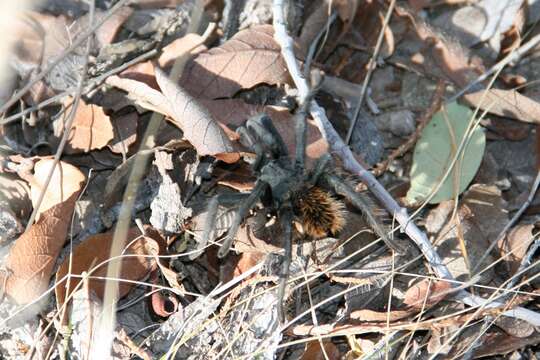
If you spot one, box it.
[292,186,346,239]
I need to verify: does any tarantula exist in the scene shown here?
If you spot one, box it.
[204,111,405,321]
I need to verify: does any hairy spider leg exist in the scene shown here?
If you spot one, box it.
[322,173,408,254]
[217,180,269,258]
[277,202,294,323]
[308,153,331,186]
[293,104,308,172]
[246,114,288,159]
[237,126,265,171]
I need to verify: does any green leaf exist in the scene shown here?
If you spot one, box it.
[406,102,485,204]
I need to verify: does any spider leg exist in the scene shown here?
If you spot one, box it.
[277,202,293,323]
[237,126,265,171]
[322,173,408,254]
[218,180,269,258]
[246,114,288,159]
[293,101,309,172]
[308,153,331,185]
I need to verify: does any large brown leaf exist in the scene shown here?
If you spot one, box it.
[179,25,291,99]
[55,227,164,309]
[0,192,79,304]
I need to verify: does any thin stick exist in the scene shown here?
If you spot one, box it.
[345,0,397,144]
[272,0,540,326]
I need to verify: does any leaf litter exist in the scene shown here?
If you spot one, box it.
[2,0,540,359]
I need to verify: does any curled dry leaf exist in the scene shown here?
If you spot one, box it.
[55,227,165,309]
[350,308,414,322]
[58,98,114,153]
[106,70,238,163]
[154,66,238,162]
[179,25,290,99]
[30,159,86,220]
[403,279,453,309]
[0,191,80,304]
[463,89,540,125]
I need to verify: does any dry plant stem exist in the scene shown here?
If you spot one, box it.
[272,0,540,326]
[345,0,397,144]
[0,0,132,115]
[372,80,445,176]
[96,2,207,358]
[24,3,94,233]
[447,32,540,103]
[473,169,540,274]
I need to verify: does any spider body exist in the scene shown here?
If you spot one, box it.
[292,185,346,239]
[203,112,406,321]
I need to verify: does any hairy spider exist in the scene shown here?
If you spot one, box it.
[204,111,406,321]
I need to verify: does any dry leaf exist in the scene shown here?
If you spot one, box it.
[403,279,453,309]
[58,98,114,153]
[154,66,238,162]
[301,340,341,360]
[30,159,86,221]
[350,308,414,322]
[158,33,207,68]
[463,89,540,124]
[108,112,138,154]
[500,224,535,273]
[0,192,79,304]
[55,227,164,309]
[179,25,290,99]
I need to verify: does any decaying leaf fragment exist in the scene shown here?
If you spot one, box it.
[56,98,114,154]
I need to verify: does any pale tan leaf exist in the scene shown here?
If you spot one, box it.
[0,192,79,304]
[463,88,540,124]
[158,33,207,68]
[403,279,453,309]
[55,227,164,309]
[179,25,290,99]
[60,98,114,153]
[105,75,173,115]
[30,159,86,221]
[154,66,237,161]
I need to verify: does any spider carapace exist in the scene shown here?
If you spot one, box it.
[204,113,406,321]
